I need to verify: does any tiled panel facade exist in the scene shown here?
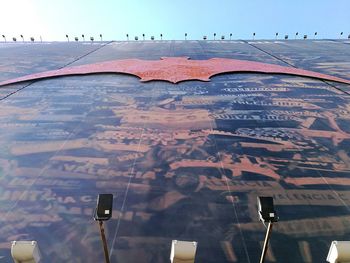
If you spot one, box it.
[0,40,350,262]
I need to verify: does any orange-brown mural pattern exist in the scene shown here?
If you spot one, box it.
[0,40,350,262]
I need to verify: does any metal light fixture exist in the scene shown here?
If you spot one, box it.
[82,34,85,41]
[185,33,187,40]
[253,32,256,40]
[326,241,350,263]
[303,34,307,40]
[11,241,41,263]
[284,35,288,40]
[74,36,79,41]
[295,32,299,39]
[100,34,102,41]
[221,35,225,40]
[30,37,34,42]
[213,33,216,40]
[12,37,17,42]
[2,34,6,42]
[20,35,24,42]
[348,34,350,39]
[151,36,154,40]
[142,33,145,40]
[170,240,198,263]
[90,36,94,42]
[257,196,278,263]
[314,32,317,38]
[160,33,163,40]
[65,34,69,42]
[134,36,138,41]
[275,32,278,39]
[203,35,207,40]
[94,194,113,263]
[230,33,232,40]
[126,34,129,41]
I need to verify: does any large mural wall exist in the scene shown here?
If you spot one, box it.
[0,40,350,262]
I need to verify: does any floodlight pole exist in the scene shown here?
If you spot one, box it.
[98,220,110,263]
[259,221,273,263]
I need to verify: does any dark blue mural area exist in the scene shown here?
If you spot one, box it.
[0,40,350,262]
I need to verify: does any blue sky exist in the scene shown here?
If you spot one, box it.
[0,0,349,41]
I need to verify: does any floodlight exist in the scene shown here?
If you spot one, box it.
[295,32,299,39]
[74,37,78,41]
[257,196,278,263]
[275,32,278,39]
[94,194,113,263]
[94,194,113,221]
[213,33,216,40]
[30,37,34,42]
[11,241,41,263]
[160,33,163,40]
[126,34,129,41]
[170,240,197,263]
[221,35,225,40]
[20,35,24,42]
[253,32,256,40]
[185,33,187,40]
[314,32,317,36]
[142,33,145,40]
[203,35,207,40]
[82,34,85,41]
[341,32,344,36]
[13,37,17,42]
[90,36,94,42]
[134,36,138,41]
[284,35,288,40]
[327,241,350,263]
[65,34,69,42]
[100,34,102,41]
[303,34,307,39]
[151,36,154,40]
[230,33,232,40]
[257,197,278,223]
[2,35,6,42]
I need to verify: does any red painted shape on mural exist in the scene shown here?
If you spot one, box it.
[0,57,350,86]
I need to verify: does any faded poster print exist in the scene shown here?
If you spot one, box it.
[0,40,350,262]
